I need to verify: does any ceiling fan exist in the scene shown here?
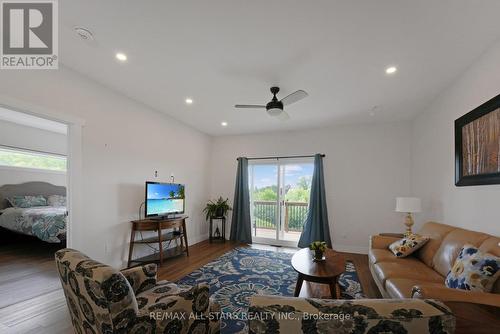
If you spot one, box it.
[235,86,308,121]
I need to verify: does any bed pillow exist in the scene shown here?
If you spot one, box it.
[6,195,47,208]
[47,195,66,207]
[388,234,429,258]
[445,244,500,292]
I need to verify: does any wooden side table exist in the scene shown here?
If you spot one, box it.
[291,248,345,299]
[209,216,225,243]
[127,216,189,267]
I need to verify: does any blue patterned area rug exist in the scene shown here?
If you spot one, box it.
[177,247,365,333]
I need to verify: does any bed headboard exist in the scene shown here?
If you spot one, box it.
[0,182,66,210]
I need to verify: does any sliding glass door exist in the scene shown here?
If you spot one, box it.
[249,158,313,246]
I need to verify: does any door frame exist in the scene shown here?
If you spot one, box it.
[0,94,85,248]
[249,157,313,248]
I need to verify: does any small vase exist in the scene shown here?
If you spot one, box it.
[313,249,325,261]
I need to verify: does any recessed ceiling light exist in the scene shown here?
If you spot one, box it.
[385,66,397,74]
[115,52,127,62]
[185,98,193,105]
[221,121,228,127]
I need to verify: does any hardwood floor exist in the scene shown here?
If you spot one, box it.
[0,240,71,334]
[0,239,379,334]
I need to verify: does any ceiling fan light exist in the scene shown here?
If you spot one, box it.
[267,108,282,116]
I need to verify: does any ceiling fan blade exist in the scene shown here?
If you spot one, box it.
[280,90,308,106]
[234,104,266,109]
[277,110,290,121]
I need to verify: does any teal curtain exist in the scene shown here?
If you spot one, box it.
[230,157,252,244]
[298,154,332,248]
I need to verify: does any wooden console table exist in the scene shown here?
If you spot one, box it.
[127,216,189,267]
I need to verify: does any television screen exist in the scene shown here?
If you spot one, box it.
[145,182,185,217]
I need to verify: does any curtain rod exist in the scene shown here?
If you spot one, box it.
[238,154,325,161]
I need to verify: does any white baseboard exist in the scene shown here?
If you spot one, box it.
[188,233,209,246]
[332,244,368,254]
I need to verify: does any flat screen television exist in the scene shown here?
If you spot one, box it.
[145,181,185,217]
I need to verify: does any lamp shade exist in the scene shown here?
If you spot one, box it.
[395,197,421,213]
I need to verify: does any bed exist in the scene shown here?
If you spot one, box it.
[0,182,67,243]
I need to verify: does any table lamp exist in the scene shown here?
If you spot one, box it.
[395,197,421,236]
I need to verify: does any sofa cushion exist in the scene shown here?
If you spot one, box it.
[135,281,210,315]
[389,234,429,257]
[369,248,422,265]
[385,278,444,298]
[445,244,500,292]
[432,229,490,277]
[7,195,47,208]
[135,280,191,308]
[479,236,500,256]
[415,222,455,267]
[479,236,500,294]
[372,261,444,287]
[249,295,455,334]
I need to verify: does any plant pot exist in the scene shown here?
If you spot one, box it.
[215,208,225,218]
[313,249,325,261]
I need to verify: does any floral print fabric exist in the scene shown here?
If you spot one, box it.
[47,194,67,206]
[6,195,47,208]
[55,249,220,334]
[0,206,66,242]
[249,295,455,334]
[389,234,429,257]
[445,244,500,292]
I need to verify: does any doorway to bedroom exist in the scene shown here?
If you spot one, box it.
[0,106,68,246]
[0,106,73,331]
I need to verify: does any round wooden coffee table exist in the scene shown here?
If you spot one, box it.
[291,248,346,299]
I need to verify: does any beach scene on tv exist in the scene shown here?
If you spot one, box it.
[146,183,185,216]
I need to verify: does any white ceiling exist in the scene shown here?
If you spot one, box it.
[59,0,500,136]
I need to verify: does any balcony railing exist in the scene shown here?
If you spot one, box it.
[252,200,308,232]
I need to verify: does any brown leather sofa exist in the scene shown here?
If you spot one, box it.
[369,221,500,333]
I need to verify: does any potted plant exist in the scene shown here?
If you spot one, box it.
[309,241,327,261]
[203,197,232,220]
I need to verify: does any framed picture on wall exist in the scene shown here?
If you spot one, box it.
[455,93,500,186]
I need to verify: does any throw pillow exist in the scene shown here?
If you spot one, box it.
[445,244,500,292]
[47,195,66,207]
[389,234,429,257]
[6,195,47,208]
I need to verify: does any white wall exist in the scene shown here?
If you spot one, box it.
[0,67,212,267]
[0,119,67,187]
[411,40,500,236]
[210,122,412,253]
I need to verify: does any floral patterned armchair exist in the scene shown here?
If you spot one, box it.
[248,295,455,334]
[55,249,220,334]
